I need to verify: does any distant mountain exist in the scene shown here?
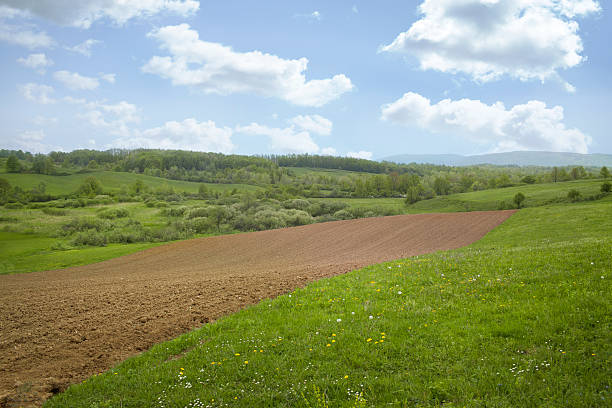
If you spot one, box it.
[381,151,612,167]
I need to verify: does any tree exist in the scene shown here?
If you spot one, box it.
[513,192,525,209]
[433,177,451,196]
[601,182,611,193]
[198,183,209,198]
[521,175,536,184]
[0,177,11,199]
[209,206,229,232]
[601,166,611,179]
[5,155,21,173]
[551,167,559,183]
[77,176,103,197]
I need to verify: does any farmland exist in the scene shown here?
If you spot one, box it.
[37,197,611,407]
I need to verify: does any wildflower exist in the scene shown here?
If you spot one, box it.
[326,343,331,347]
[367,338,372,342]
[369,315,373,320]
[235,353,240,356]
[344,375,349,379]
[337,318,342,322]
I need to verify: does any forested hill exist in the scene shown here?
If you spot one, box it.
[382,151,612,167]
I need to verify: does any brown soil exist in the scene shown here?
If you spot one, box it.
[0,210,515,406]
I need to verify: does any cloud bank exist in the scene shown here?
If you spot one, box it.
[382,0,600,89]
[143,24,353,107]
[381,92,590,153]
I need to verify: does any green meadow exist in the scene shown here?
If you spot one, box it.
[45,197,612,407]
[0,171,260,196]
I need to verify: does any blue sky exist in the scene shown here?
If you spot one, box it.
[0,0,609,159]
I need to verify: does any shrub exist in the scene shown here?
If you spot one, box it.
[71,230,107,246]
[333,209,353,220]
[61,217,112,235]
[160,206,188,217]
[521,176,536,184]
[513,192,526,209]
[188,217,214,233]
[184,207,209,219]
[42,207,68,216]
[98,208,129,219]
[283,209,314,227]
[567,189,581,202]
[282,199,311,211]
[4,202,23,209]
[601,182,611,193]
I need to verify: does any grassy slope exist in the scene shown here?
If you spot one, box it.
[0,171,261,195]
[407,179,605,213]
[315,179,607,214]
[45,198,611,407]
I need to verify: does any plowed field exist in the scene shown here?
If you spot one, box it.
[0,210,515,406]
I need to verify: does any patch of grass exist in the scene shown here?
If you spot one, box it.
[0,231,161,274]
[1,171,261,196]
[45,199,611,407]
[407,179,606,213]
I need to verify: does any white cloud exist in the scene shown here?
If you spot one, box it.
[54,70,99,90]
[78,100,140,137]
[352,5,359,13]
[381,0,601,89]
[0,0,200,28]
[17,53,53,73]
[311,11,321,20]
[19,82,55,104]
[13,129,63,153]
[112,119,234,153]
[237,123,321,154]
[321,147,338,156]
[32,115,58,125]
[142,24,353,107]
[347,151,373,160]
[66,39,101,56]
[381,92,591,153]
[0,9,54,48]
[289,114,333,136]
[100,73,116,84]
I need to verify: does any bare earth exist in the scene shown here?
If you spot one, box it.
[0,210,515,406]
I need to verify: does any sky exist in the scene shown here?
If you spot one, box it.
[0,0,610,159]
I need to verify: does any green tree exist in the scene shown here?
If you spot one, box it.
[513,192,526,209]
[600,166,610,179]
[551,167,559,183]
[601,182,611,193]
[77,176,103,197]
[209,206,229,232]
[433,177,451,196]
[5,155,21,173]
[0,177,11,199]
[198,183,209,198]
[521,175,536,184]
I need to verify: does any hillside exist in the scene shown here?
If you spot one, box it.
[383,151,612,167]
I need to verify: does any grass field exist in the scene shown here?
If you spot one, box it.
[407,179,606,213]
[315,179,608,214]
[45,197,611,407]
[0,171,261,196]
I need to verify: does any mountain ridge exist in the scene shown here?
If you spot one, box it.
[381,151,612,167]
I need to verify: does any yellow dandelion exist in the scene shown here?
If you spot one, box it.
[344,375,349,379]
[367,338,372,342]
[326,343,331,347]
[331,339,336,343]
[244,361,249,364]
[235,353,240,356]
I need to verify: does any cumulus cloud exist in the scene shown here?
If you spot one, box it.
[66,38,101,56]
[347,151,373,160]
[100,73,116,84]
[381,92,591,153]
[0,0,200,28]
[13,129,63,153]
[17,53,53,73]
[381,0,601,89]
[111,119,234,153]
[54,70,99,90]
[237,123,321,154]
[19,82,55,104]
[0,8,54,48]
[77,100,140,137]
[321,147,338,156]
[289,114,333,136]
[142,24,353,107]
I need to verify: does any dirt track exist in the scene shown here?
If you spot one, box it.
[0,210,515,406]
